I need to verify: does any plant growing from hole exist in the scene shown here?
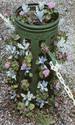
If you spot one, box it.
[0,34,63,112]
[15,2,58,25]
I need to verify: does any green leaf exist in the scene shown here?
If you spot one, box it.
[11,61,19,71]
[29,73,33,77]
[28,103,35,110]
[25,54,32,63]
[39,71,43,78]
[25,112,33,117]
[21,79,29,91]
[36,60,39,65]
[11,85,18,89]
[13,34,20,41]
[17,102,25,110]
[48,51,56,65]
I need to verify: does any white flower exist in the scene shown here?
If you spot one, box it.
[8,55,13,59]
[36,99,48,108]
[6,45,16,54]
[6,70,16,80]
[25,50,30,56]
[17,43,25,50]
[57,37,67,53]
[17,39,30,50]
[35,6,44,22]
[22,4,30,13]
[10,91,16,100]
[0,13,15,32]
[4,18,15,32]
[37,80,48,92]
[38,2,45,10]
[21,91,35,106]
[19,50,25,56]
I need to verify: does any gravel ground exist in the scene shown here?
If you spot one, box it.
[0,0,75,125]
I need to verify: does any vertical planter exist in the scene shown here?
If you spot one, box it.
[14,3,59,93]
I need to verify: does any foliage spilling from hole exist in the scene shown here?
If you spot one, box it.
[15,2,58,25]
[0,33,67,113]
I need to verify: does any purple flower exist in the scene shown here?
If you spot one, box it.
[55,82,60,91]
[36,99,48,108]
[38,56,47,64]
[4,62,11,69]
[43,68,50,77]
[19,11,25,16]
[21,63,27,70]
[21,63,31,73]
[47,2,55,9]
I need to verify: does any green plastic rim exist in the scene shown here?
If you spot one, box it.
[15,4,59,31]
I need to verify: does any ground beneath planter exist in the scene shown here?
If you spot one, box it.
[0,0,75,125]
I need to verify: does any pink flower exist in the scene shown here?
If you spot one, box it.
[57,52,63,60]
[4,62,10,69]
[19,11,24,16]
[45,47,49,53]
[47,2,55,9]
[42,47,49,53]
[55,82,60,91]
[43,68,50,78]
[21,63,27,70]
